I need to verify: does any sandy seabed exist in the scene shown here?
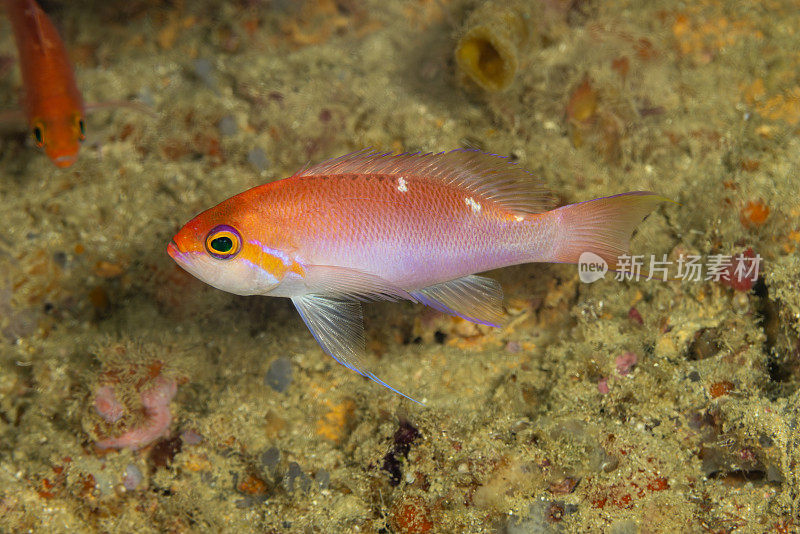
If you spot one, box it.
[1,1,799,532]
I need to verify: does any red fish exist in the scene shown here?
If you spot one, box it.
[169,150,665,402]
[5,0,85,167]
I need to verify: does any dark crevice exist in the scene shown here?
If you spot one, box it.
[754,280,800,394]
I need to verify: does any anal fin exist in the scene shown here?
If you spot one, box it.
[410,275,505,327]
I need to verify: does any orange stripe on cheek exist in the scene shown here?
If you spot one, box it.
[289,261,306,277]
[240,245,289,279]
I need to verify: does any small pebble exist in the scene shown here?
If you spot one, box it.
[265,358,293,393]
[52,251,67,268]
[122,464,143,491]
[601,455,619,473]
[732,291,749,314]
[218,115,238,137]
[284,461,311,492]
[261,447,280,470]
[180,429,204,445]
[767,464,784,483]
[235,498,254,509]
[137,89,155,108]
[315,469,330,490]
[192,58,217,91]
[248,147,270,172]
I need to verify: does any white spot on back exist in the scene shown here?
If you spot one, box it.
[397,177,408,192]
[465,196,481,214]
[514,215,524,222]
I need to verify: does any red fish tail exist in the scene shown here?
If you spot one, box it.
[548,192,666,270]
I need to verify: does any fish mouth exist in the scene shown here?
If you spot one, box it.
[167,240,182,260]
[52,154,78,168]
[166,239,216,286]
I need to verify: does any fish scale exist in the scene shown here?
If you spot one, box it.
[268,173,547,288]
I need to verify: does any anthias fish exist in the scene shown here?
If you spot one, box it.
[5,0,85,167]
[169,150,663,402]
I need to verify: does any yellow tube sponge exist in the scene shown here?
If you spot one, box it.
[455,0,537,92]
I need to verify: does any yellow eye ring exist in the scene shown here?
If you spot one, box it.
[205,225,241,260]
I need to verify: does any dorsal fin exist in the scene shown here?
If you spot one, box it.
[294,149,556,215]
[17,0,52,55]
[31,2,49,52]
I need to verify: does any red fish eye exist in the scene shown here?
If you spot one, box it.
[205,225,241,260]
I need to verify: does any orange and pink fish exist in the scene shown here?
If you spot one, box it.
[4,0,85,167]
[3,0,152,167]
[169,149,664,402]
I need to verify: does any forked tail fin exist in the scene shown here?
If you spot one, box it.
[549,192,666,270]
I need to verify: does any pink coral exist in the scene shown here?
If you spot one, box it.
[94,385,125,423]
[598,378,610,394]
[95,377,177,451]
[615,352,638,376]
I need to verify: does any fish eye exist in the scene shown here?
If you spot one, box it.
[77,117,86,141]
[205,225,241,260]
[32,123,45,147]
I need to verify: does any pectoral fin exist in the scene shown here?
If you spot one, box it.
[291,294,423,404]
[410,275,505,327]
[303,265,414,302]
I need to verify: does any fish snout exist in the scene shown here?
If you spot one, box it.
[52,153,78,168]
[168,230,203,259]
[167,240,181,259]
